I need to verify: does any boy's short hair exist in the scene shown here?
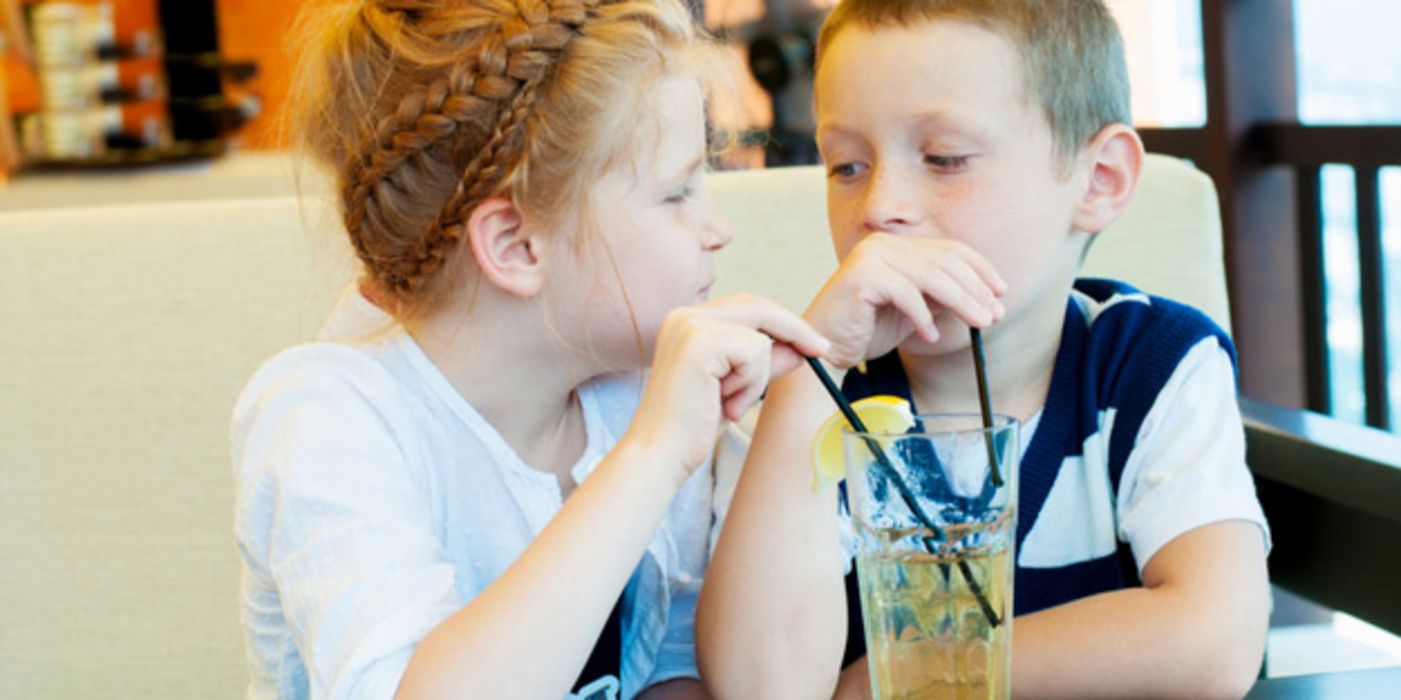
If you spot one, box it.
[816,0,1131,166]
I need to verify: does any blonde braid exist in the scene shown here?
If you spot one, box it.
[341,0,600,297]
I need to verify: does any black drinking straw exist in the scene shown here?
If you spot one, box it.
[969,328,1005,487]
[804,357,1001,627]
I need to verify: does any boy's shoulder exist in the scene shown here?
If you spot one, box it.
[1070,277,1235,371]
[1064,277,1238,489]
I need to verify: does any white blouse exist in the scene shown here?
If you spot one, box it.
[232,295,711,699]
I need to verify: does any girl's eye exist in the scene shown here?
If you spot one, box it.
[925,154,970,170]
[664,186,694,204]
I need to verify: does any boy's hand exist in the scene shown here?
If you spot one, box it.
[805,233,1006,367]
[625,294,830,479]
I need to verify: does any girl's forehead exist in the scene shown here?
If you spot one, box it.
[592,89,705,202]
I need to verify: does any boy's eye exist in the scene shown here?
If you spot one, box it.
[925,154,970,170]
[827,162,866,179]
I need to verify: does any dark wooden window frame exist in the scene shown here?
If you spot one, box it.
[1143,1,1401,635]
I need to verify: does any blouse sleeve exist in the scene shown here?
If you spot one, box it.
[233,347,460,699]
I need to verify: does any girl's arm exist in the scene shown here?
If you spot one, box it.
[397,436,691,699]
[397,296,829,699]
[238,349,667,700]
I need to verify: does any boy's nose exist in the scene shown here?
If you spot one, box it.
[860,170,921,233]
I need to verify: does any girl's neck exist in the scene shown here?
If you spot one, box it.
[405,298,594,495]
[902,283,1071,424]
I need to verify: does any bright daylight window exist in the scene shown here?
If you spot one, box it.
[1296,0,1401,429]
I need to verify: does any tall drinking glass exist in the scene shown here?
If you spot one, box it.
[844,414,1019,700]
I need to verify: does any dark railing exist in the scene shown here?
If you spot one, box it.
[1145,119,1401,634]
[1143,124,1401,431]
[1242,398,1401,635]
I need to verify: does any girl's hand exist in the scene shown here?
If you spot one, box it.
[625,294,830,478]
[804,233,1007,367]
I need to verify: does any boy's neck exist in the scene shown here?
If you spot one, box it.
[902,281,1071,424]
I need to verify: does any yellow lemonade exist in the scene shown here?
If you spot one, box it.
[856,517,1014,700]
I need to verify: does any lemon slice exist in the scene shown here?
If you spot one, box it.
[810,395,915,493]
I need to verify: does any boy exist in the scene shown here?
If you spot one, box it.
[696,1,1271,697]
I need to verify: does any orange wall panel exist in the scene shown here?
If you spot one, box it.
[216,0,299,149]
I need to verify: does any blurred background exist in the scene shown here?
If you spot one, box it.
[2,0,1398,685]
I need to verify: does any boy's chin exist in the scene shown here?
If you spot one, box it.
[898,328,972,358]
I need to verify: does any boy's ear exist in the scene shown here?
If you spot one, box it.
[1072,124,1144,235]
[463,197,546,298]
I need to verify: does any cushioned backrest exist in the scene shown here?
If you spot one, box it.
[711,153,1231,332]
[0,196,353,698]
[0,152,1226,698]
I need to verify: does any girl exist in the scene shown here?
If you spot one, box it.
[231,0,827,698]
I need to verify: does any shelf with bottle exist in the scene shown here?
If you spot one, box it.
[7,0,257,170]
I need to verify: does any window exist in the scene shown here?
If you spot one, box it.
[1107,0,1206,128]
[1296,0,1401,428]
[1296,0,1401,125]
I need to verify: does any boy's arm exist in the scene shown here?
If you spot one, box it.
[833,337,1270,700]
[1002,338,1269,698]
[697,366,852,698]
[637,678,709,699]
[832,522,1267,700]
[1009,520,1268,699]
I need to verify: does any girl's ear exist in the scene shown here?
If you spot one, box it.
[464,197,546,298]
[1072,124,1144,235]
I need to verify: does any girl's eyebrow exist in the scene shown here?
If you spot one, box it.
[661,155,705,188]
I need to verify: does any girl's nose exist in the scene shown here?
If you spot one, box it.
[701,204,734,251]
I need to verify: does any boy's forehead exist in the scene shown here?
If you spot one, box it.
[815,20,1033,133]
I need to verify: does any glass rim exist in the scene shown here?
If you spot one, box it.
[841,412,1019,439]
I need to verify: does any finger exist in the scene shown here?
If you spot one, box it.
[887,256,995,329]
[697,294,832,358]
[718,332,772,421]
[944,240,1008,296]
[768,341,806,377]
[884,243,1001,324]
[891,236,1007,299]
[867,273,940,343]
[940,243,1008,321]
[718,370,746,399]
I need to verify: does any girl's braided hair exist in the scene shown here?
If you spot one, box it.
[289,0,703,316]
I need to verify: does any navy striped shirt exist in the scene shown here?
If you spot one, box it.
[839,279,1265,663]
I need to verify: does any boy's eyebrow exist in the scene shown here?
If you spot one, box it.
[912,111,995,142]
[817,112,993,145]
